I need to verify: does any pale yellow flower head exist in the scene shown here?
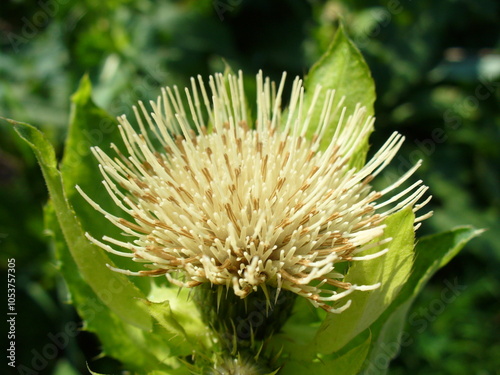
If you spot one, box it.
[77,71,431,313]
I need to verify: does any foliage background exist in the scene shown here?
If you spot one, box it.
[1,0,499,374]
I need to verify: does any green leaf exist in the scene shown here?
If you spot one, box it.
[6,117,152,330]
[45,203,188,374]
[2,117,58,170]
[280,330,371,375]
[60,75,151,293]
[61,75,209,353]
[408,227,484,294]
[314,208,415,355]
[361,226,483,374]
[304,24,375,168]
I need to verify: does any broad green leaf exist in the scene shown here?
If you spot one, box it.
[269,208,415,361]
[360,226,483,374]
[60,76,151,292]
[314,208,415,354]
[45,203,188,374]
[406,226,484,294]
[6,117,152,330]
[280,330,371,375]
[304,24,375,168]
[60,75,209,351]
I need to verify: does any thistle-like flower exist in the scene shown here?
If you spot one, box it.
[77,71,431,314]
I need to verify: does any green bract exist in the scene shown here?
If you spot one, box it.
[5,26,481,375]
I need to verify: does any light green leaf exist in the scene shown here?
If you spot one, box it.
[2,117,58,170]
[280,330,371,375]
[360,226,483,374]
[304,24,375,168]
[141,299,204,357]
[6,117,152,330]
[59,75,209,356]
[147,283,210,350]
[314,208,415,355]
[45,203,183,373]
[60,75,151,293]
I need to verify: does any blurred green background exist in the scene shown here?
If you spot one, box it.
[1,0,499,374]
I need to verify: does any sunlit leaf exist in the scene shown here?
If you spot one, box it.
[280,330,371,375]
[45,203,188,373]
[314,208,415,354]
[60,75,151,293]
[361,226,483,374]
[304,24,375,168]
[7,117,152,330]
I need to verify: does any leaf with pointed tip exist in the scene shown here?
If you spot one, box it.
[60,75,152,293]
[44,203,181,374]
[269,208,415,362]
[5,116,152,330]
[361,226,483,374]
[304,24,375,169]
[314,208,415,355]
